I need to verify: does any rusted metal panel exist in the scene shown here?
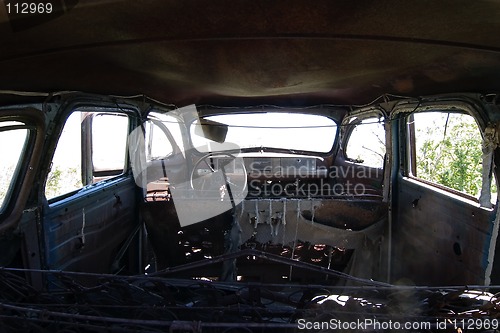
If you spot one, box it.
[392,177,496,286]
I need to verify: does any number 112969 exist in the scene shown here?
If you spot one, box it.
[6,2,53,14]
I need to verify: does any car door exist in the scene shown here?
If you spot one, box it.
[390,98,499,286]
[143,111,187,200]
[40,104,142,275]
[334,108,391,281]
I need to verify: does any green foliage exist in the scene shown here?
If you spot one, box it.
[0,184,7,206]
[415,113,496,198]
[45,166,82,199]
[46,167,62,192]
[2,164,83,204]
[0,165,16,208]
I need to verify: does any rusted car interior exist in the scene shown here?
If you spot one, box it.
[2,1,500,332]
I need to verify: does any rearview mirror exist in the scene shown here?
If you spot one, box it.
[194,118,228,143]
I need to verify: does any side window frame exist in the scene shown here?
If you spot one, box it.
[45,106,133,201]
[145,118,179,161]
[404,107,494,203]
[0,108,45,232]
[342,109,387,169]
[83,112,130,184]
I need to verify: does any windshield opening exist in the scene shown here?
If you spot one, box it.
[190,112,337,153]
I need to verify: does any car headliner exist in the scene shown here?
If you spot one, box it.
[1,0,500,107]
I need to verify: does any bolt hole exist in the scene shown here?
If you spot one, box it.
[453,242,462,256]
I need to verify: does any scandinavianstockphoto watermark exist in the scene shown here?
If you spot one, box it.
[248,178,367,197]
[247,163,381,197]
[247,163,382,180]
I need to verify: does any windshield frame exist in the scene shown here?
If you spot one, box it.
[188,110,340,156]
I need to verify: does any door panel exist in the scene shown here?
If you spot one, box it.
[43,176,137,272]
[332,157,384,196]
[392,176,495,285]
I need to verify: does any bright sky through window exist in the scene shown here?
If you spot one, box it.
[191,112,337,153]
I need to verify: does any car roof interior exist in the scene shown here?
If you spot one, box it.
[1,0,500,106]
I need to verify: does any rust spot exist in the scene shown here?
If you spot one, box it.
[301,200,387,230]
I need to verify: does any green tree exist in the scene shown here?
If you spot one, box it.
[415,113,495,198]
[45,166,82,199]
